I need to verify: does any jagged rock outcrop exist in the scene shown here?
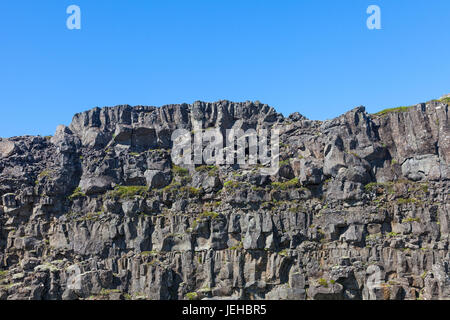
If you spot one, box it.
[0,99,449,300]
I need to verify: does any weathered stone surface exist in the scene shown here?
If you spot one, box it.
[401,154,442,181]
[0,99,449,300]
[308,282,344,300]
[2,193,16,208]
[79,176,114,195]
[0,140,16,158]
[144,170,171,189]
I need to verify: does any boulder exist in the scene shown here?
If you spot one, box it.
[295,158,324,185]
[145,170,171,189]
[0,140,16,158]
[308,282,344,300]
[401,154,442,181]
[79,176,114,195]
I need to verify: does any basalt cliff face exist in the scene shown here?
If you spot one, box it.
[0,99,449,300]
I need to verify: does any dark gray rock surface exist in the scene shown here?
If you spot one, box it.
[0,99,449,300]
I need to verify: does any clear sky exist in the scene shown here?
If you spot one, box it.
[1,0,449,137]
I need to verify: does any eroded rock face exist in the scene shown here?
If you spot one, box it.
[0,140,16,158]
[0,99,449,300]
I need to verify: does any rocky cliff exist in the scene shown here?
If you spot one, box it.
[0,98,449,300]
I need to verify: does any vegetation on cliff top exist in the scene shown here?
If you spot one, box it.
[374,106,413,116]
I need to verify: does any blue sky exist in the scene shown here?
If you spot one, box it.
[1,0,449,137]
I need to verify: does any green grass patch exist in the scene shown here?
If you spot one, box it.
[318,278,328,287]
[439,97,450,104]
[397,198,419,205]
[188,187,202,196]
[123,293,132,300]
[140,250,159,257]
[172,165,189,177]
[200,211,219,219]
[230,241,243,250]
[68,187,86,201]
[77,211,103,222]
[107,185,148,199]
[161,182,200,197]
[0,270,7,279]
[38,169,52,180]
[271,178,300,190]
[195,165,218,176]
[364,181,394,193]
[402,217,421,223]
[374,106,413,116]
[224,180,239,189]
[99,289,121,296]
[387,232,399,237]
[279,159,290,167]
[185,292,198,300]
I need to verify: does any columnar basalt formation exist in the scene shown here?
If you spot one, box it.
[0,99,449,300]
